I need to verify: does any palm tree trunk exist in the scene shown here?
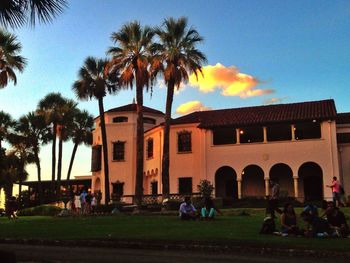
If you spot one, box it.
[56,135,63,195]
[98,98,110,204]
[51,123,57,194]
[162,80,175,199]
[135,85,144,206]
[67,143,78,181]
[34,147,43,204]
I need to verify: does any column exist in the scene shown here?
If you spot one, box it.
[291,124,296,141]
[293,176,299,198]
[263,126,267,143]
[236,129,240,144]
[237,179,242,199]
[265,178,270,196]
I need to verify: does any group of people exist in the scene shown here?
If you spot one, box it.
[70,190,97,215]
[179,196,222,220]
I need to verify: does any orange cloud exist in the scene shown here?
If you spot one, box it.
[176,101,212,115]
[189,63,274,98]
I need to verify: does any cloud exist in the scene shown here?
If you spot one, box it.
[176,101,212,115]
[156,79,186,94]
[189,63,274,98]
[263,97,288,105]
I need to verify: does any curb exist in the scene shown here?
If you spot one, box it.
[0,238,350,259]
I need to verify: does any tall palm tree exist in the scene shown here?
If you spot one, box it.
[0,29,26,88]
[37,92,66,193]
[0,0,67,29]
[66,109,93,181]
[153,17,207,198]
[0,110,15,149]
[106,21,154,205]
[55,98,77,193]
[17,111,51,202]
[72,57,118,204]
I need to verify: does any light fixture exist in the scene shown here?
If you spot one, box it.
[240,130,244,134]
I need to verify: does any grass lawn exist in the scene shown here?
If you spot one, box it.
[0,208,350,252]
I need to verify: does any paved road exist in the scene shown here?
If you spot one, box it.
[0,244,349,263]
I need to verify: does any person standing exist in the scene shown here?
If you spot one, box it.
[267,180,282,218]
[327,177,342,207]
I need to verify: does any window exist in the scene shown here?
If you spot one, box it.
[266,124,292,141]
[178,177,193,194]
[178,131,192,152]
[146,138,154,159]
[113,116,128,123]
[91,145,101,171]
[112,182,124,196]
[151,181,158,195]
[213,128,236,145]
[295,122,321,140]
[239,126,264,143]
[144,117,156,124]
[113,141,125,161]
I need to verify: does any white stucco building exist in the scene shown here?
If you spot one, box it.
[91,99,350,204]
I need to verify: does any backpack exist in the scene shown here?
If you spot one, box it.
[340,185,345,195]
[259,217,276,234]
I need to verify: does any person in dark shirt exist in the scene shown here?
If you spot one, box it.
[280,203,301,236]
[326,201,349,237]
[301,208,331,237]
[201,197,222,220]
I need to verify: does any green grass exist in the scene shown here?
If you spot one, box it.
[0,208,350,252]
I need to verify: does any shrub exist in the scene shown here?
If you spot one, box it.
[17,205,62,216]
[197,180,214,198]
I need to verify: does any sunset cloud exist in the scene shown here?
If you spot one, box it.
[189,63,274,98]
[263,97,288,105]
[176,101,212,115]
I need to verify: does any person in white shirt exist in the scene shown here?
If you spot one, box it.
[179,196,197,220]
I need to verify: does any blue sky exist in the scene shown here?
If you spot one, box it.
[1,0,350,181]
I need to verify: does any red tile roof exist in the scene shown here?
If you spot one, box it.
[337,133,350,144]
[336,113,350,124]
[172,99,337,128]
[107,103,164,115]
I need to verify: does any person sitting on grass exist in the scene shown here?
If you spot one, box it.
[179,196,197,220]
[5,196,18,220]
[325,201,349,237]
[280,203,301,236]
[201,197,222,220]
[301,208,331,237]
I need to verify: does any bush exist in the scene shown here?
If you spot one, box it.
[94,204,115,214]
[17,205,62,216]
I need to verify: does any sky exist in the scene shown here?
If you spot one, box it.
[1,0,350,182]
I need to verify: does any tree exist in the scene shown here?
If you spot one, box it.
[0,29,26,88]
[16,111,51,203]
[66,109,93,182]
[0,0,67,29]
[0,110,15,149]
[72,57,118,204]
[37,92,66,193]
[153,17,207,198]
[106,21,154,205]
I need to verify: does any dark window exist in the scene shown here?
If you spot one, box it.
[239,127,264,143]
[213,128,236,145]
[144,117,156,124]
[266,124,292,141]
[113,116,128,123]
[146,138,154,159]
[151,181,158,195]
[113,141,125,161]
[179,177,193,194]
[112,182,124,196]
[91,145,101,172]
[295,122,321,140]
[178,131,192,152]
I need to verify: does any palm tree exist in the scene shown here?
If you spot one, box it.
[72,57,118,204]
[106,21,154,205]
[37,92,66,193]
[0,110,15,149]
[0,29,26,88]
[66,109,93,181]
[153,17,207,198]
[56,98,78,193]
[17,111,51,202]
[0,0,67,29]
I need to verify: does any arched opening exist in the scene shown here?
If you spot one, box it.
[298,162,323,201]
[242,165,265,197]
[215,166,238,199]
[94,178,101,192]
[269,163,294,197]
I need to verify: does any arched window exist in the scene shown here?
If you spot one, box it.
[113,116,128,123]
